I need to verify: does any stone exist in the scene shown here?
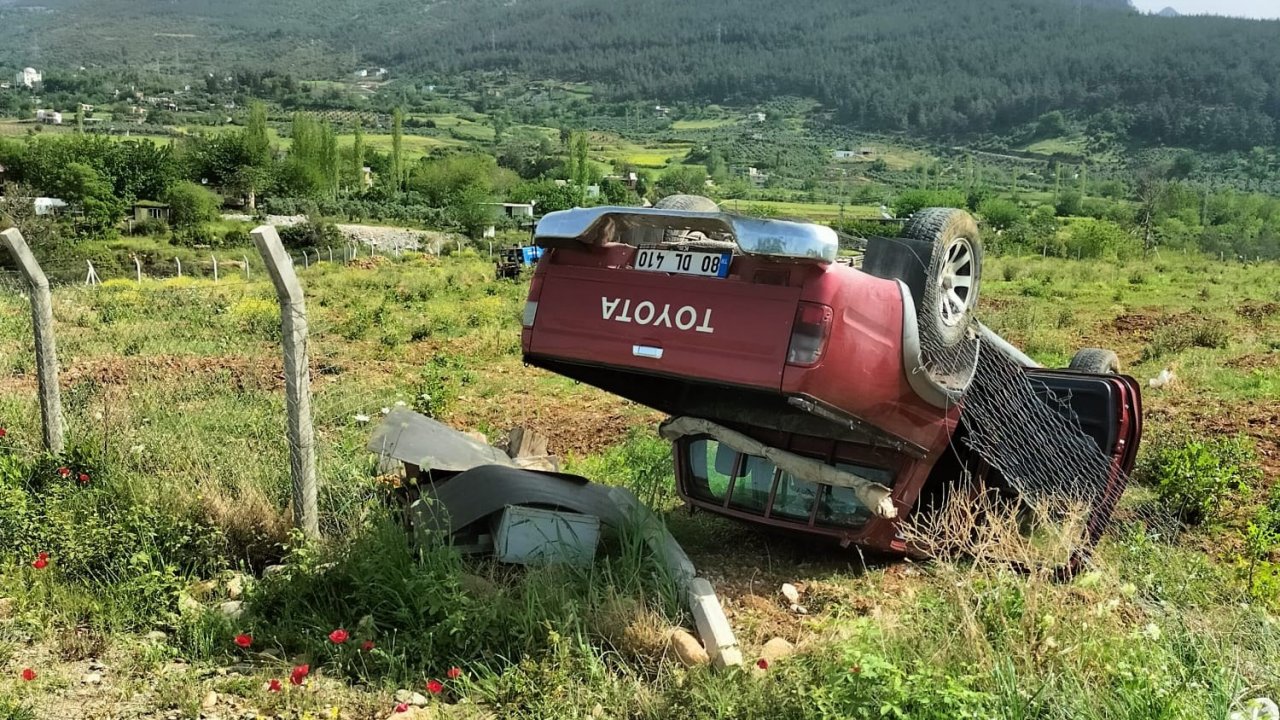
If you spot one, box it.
[0,597,14,618]
[226,574,246,600]
[760,637,795,665]
[187,579,218,600]
[780,583,801,605]
[81,672,103,685]
[178,593,203,615]
[218,600,245,619]
[201,691,219,710]
[262,564,288,578]
[146,630,169,643]
[668,629,710,667]
[395,689,430,706]
[88,659,108,671]
[459,573,498,596]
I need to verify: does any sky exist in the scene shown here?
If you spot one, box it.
[1130,0,1280,19]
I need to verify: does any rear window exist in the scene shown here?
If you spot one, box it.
[684,438,893,528]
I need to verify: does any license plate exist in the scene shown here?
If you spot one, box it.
[633,249,731,278]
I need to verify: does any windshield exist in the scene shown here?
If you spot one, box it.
[683,437,894,528]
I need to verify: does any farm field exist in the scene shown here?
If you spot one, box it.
[0,248,1277,719]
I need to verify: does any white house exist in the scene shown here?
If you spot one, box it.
[749,111,767,123]
[832,150,857,160]
[35,109,62,125]
[15,67,41,88]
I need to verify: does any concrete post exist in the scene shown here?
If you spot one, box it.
[175,257,182,277]
[243,255,250,280]
[212,255,219,282]
[0,228,65,454]
[134,256,142,283]
[251,225,319,539]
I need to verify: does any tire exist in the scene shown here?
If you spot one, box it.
[654,194,719,211]
[1068,348,1121,374]
[901,208,983,348]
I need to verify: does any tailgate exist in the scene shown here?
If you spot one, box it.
[529,265,802,390]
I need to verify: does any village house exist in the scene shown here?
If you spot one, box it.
[15,67,41,88]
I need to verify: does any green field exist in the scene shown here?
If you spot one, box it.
[0,245,1277,718]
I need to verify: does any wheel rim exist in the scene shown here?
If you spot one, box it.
[937,237,976,328]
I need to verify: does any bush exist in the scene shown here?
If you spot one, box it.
[172,225,219,248]
[277,220,343,249]
[222,227,252,247]
[163,182,222,230]
[892,189,967,219]
[131,218,169,236]
[1137,435,1260,524]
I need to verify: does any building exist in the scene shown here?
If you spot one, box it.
[35,109,62,125]
[33,198,67,216]
[748,111,767,123]
[15,67,41,88]
[832,150,857,160]
[490,202,536,219]
[132,201,171,224]
[734,166,769,187]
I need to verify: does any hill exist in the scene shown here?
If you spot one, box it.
[1,0,1277,151]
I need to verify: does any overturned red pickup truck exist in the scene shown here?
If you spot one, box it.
[520,197,1141,557]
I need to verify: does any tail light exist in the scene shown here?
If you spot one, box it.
[523,274,543,328]
[786,302,833,367]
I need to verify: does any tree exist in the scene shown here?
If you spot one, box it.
[391,107,405,191]
[1036,111,1068,138]
[163,181,222,229]
[349,120,366,194]
[244,101,272,167]
[977,197,1022,232]
[656,165,707,197]
[568,131,590,204]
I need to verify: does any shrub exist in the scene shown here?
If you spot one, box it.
[163,182,222,230]
[892,189,968,218]
[222,227,252,247]
[131,218,169,236]
[172,226,219,248]
[277,220,343,249]
[1137,435,1260,524]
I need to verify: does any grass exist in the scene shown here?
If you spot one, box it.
[0,246,1277,718]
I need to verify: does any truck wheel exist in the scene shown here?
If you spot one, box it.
[902,208,983,349]
[1068,348,1121,374]
[654,194,720,211]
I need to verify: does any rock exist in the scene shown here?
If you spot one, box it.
[201,691,219,710]
[394,689,430,706]
[789,603,809,615]
[668,629,710,667]
[178,593,203,615]
[218,601,245,619]
[187,579,219,600]
[262,564,288,579]
[760,637,795,665]
[780,583,801,605]
[460,573,497,596]
[146,630,168,643]
[87,659,108,671]
[226,574,247,600]
[81,672,103,685]
[0,597,14,618]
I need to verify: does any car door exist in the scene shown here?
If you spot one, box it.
[1023,369,1143,550]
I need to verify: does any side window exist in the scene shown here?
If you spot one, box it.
[687,439,733,502]
[815,464,895,527]
[728,454,775,513]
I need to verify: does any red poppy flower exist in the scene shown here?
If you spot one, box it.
[394,703,409,713]
[426,679,443,695]
[360,640,375,652]
[328,628,349,644]
[37,552,49,561]
[446,666,462,680]
[0,428,8,438]
[289,664,310,686]
[20,668,35,682]
[234,633,253,649]
[32,554,48,570]
[756,658,769,670]
[57,466,71,478]
[77,472,90,485]
[266,678,282,692]
[849,664,862,674]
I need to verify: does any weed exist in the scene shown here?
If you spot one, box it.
[0,700,35,720]
[1135,434,1260,525]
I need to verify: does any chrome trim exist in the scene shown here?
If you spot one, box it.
[632,345,664,359]
[897,280,973,409]
[535,206,838,263]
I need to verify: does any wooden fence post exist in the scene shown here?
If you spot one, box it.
[251,225,319,539]
[0,228,65,454]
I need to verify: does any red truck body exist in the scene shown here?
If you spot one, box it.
[520,207,1141,555]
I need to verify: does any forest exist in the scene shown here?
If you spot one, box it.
[2,0,1277,151]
